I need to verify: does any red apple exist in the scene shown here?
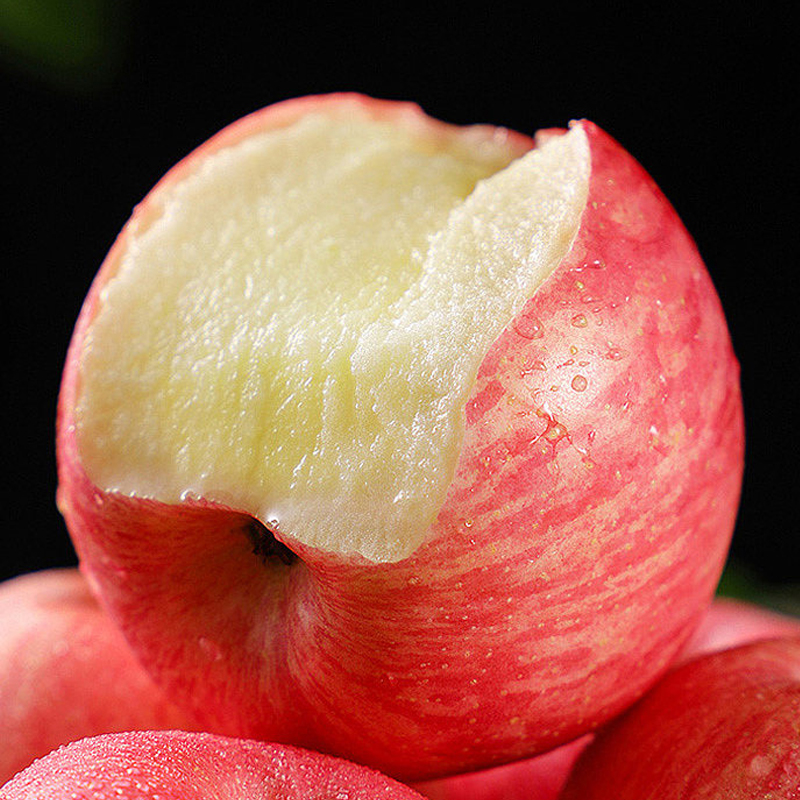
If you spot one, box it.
[56,93,743,780]
[651,598,800,798]
[0,730,425,799]
[413,597,800,799]
[681,596,800,659]
[412,736,591,800]
[0,569,199,785]
[559,637,800,798]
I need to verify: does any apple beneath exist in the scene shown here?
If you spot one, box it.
[0,569,200,785]
[57,93,744,780]
[0,730,425,799]
[559,637,800,799]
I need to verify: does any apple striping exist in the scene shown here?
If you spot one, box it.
[56,94,744,780]
[413,600,800,800]
[559,638,800,799]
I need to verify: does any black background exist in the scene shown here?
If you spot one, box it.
[2,4,797,609]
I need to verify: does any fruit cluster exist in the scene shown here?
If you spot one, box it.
[2,94,797,799]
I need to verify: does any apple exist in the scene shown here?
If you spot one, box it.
[413,597,800,800]
[0,730,425,799]
[0,569,199,785]
[412,736,591,800]
[559,637,800,798]
[56,93,744,780]
[682,596,800,659]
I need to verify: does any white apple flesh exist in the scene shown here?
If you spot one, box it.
[57,94,744,780]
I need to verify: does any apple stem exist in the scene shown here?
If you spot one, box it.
[244,519,298,566]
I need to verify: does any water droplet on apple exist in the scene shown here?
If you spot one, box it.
[198,636,223,662]
[513,308,544,339]
[521,359,547,376]
[571,375,588,392]
[544,422,568,443]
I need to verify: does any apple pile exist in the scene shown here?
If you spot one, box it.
[2,93,796,797]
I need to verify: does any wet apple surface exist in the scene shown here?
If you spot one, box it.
[1,731,426,800]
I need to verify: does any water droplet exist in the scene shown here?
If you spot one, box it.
[521,359,547,376]
[571,314,588,328]
[198,637,223,662]
[545,422,568,443]
[604,346,627,361]
[571,375,588,392]
[513,314,544,339]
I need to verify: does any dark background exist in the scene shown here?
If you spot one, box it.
[2,3,797,611]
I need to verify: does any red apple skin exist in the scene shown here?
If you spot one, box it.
[412,736,591,800]
[681,596,800,661]
[56,94,744,780]
[0,569,200,785]
[0,730,425,799]
[412,598,800,800]
[559,637,800,799]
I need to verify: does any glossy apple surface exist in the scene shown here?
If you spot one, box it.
[0,569,199,784]
[0,730,424,799]
[56,94,743,780]
[412,736,590,800]
[560,637,800,799]
[682,596,800,658]
[413,597,800,800]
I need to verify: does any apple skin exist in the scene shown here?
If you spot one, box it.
[0,569,200,785]
[56,94,744,780]
[682,596,800,658]
[559,637,800,799]
[0,730,425,799]
[412,736,591,800]
[412,598,800,800]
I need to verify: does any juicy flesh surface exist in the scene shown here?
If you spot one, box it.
[76,109,590,562]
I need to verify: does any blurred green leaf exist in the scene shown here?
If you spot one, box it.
[717,558,800,617]
[0,0,128,93]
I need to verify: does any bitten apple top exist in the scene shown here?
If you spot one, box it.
[75,99,589,562]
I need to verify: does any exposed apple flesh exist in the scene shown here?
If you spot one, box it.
[0,570,199,785]
[559,638,800,799]
[57,94,744,780]
[0,731,425,799]
[74,97,586,562]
